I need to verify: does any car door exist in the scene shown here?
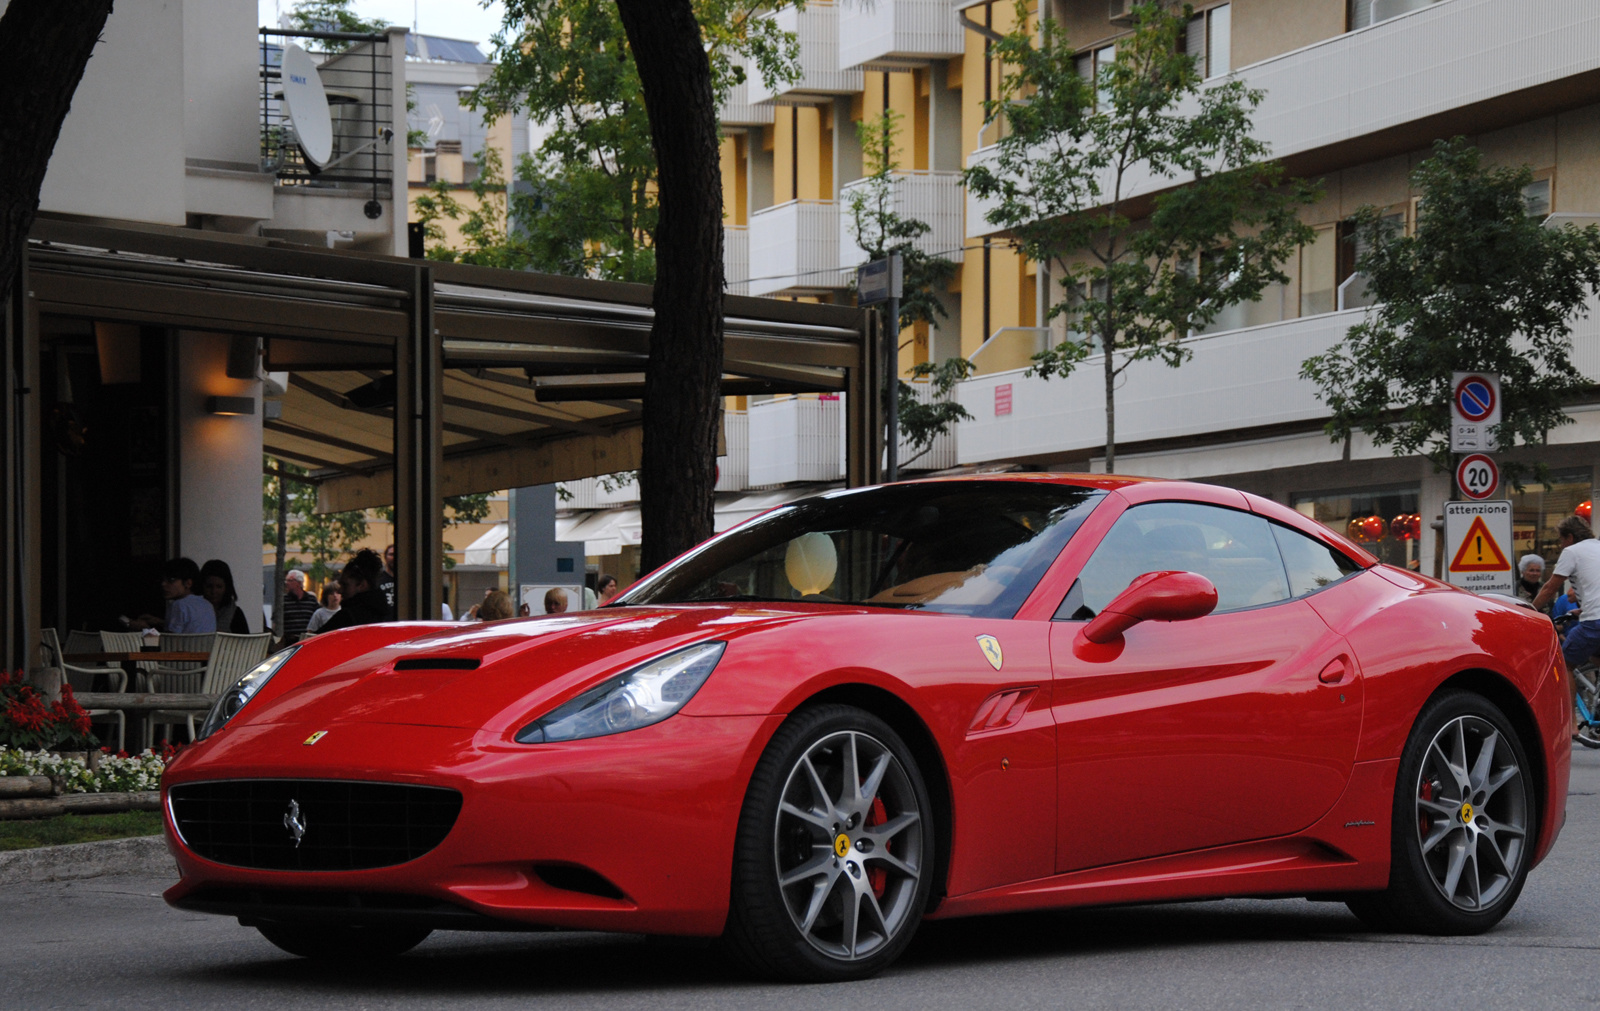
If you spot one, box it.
[1048,500,1364,873]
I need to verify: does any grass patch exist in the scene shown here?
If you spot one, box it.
[0,811,164,851]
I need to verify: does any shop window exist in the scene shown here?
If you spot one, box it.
[1510,467,1592,568]
[1292,485,1421,570]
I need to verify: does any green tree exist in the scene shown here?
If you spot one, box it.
[413,146,543,269]
[286,0,389,42]
[964,0,1316,472]
[1301,137,1600,484]
[845,109,972,467]
[262,460,368,586]
[371,493,494,570]
[471,0,800,283]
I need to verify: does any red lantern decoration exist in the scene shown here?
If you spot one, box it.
[1347,515,1386,543]
[1390,513,1421,541]
[1578,500,1592,522]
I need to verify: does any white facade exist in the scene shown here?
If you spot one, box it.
[748,396,847,487]
[748,3,864,106]
[838,0,966,71]
[749,199,845,294]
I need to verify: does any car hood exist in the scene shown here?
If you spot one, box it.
[233,605,809,733]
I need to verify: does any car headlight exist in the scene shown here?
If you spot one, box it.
[515,641,726,744]
[196,646,300,741]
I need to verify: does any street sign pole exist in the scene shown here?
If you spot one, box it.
[857,254,903,482]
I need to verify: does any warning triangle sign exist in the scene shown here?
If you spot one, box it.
[1450,515,1512,572]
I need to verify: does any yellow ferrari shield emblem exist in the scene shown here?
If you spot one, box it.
[834,833,851,858]
[1460,801,1475,823]
[976,635,1003,671]
[303,731,328,746]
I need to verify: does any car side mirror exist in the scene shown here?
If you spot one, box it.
[1082,570,1218,644]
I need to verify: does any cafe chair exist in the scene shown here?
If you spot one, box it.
[148,632,271,745]
[99,630,163,692]
[38,628,126,752]
[143,632,217,695]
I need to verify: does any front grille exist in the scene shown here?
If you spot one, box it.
[169,780,462,871]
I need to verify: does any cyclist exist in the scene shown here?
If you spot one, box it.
[1533,515,1600,669]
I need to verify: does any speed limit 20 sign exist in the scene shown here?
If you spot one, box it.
[1456,453,1499,500]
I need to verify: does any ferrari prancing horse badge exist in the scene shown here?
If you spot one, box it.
[976,635,1003,671]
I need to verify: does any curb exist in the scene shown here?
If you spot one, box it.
[0,834,176,887]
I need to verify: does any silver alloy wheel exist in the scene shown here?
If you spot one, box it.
[1414,714,1528,911]
[772,730,923,961]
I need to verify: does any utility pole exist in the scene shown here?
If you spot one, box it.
[858,253,903,482]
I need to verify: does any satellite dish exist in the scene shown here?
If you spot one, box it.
[279,43,334,168]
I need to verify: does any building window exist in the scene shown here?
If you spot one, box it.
[1293,485,1422,570]
[1184,4,1230,79]
[1336,208,1405,310]
[1300,224,1338,316]
[1074,43,1116,109]
[1511,468,1591,567]
[1349,0,1446,31]
[1523,176,1552,218]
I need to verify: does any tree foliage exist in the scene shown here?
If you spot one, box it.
[286,0,389,46]
[1301,137,1600,480]
[964,0,1316,472]
[470,0,800,282]
[262,460,368,586]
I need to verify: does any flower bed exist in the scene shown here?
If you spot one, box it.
[0,747,172,794]
[1,669,97,751]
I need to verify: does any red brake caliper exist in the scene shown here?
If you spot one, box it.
[866,796,888,898]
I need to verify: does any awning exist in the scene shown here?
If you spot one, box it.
[556,508,642,557]
[461,522,509,566]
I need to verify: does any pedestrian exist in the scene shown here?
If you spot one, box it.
[304,584,343,635]
[200,559,250,633]
[477,589,513,621]
[1533,516,1600,669]
[1516,554,1545,605]
[378,544,398,621]
[317,550,391,632]
[544,587,569,614]
[279,569,320,644]
[597,573,620,605]
[130,557,216,634]
[440,585,454,622]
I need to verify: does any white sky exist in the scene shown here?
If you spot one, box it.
[256,0,509,49]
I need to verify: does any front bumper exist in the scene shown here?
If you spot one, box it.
[162,713,782,936]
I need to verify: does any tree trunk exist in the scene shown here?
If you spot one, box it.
[615,0,724,573]
[1103,332,1117,474]
[0,0,116,305]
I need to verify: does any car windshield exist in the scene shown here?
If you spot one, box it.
[618,482,1104,618]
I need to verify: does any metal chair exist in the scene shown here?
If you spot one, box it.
[38,628,125,752]
[149,632,271,744]
[143,632,216,694]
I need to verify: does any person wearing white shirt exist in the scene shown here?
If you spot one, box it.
[1533,515,1600,669]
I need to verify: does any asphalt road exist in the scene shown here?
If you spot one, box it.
[4,749,1598,1011]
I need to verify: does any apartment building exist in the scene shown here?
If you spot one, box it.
[721,0,1600,577]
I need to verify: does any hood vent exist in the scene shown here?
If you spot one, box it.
[392,657,481,671]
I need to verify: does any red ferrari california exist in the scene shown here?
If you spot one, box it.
[162,476,1572,981]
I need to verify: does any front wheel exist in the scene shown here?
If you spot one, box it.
[1346,690,1534,934]
[725,705,934,982]
[256,923,432,960]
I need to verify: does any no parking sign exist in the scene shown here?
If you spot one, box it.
[1450,372,1500,452]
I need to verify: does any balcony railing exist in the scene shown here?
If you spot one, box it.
[260,28,397,202]
[898,380,958,471]
[720,58,775,127]
[725,225,750,296]
[748,3,864,105]
[749,396,847,486]
[966,0,1600,237]
[749,199,845,295]
[717,410,751,492]
[839,170,965,271]
[839,0,965,71]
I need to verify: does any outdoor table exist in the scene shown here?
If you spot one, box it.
[63,652,211,664]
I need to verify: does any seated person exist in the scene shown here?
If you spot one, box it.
[544,588,569,614]
[316,550,391,633]
[129,557,216,634]
[477,589,513,621]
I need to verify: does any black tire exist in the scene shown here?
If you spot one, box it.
[725,704,934,982]
[255,923,432,960]
[1346,690,1535,935]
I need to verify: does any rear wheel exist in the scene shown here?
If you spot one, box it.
[1347,690,1533,934]
[256,923,432,960]
[725,705,933,982]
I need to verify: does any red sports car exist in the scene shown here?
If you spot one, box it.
[162,476,1572,981]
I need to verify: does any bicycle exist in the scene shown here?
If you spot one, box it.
[1553,609,1600,749]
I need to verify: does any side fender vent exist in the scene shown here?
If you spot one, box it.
[967,687,1039,737]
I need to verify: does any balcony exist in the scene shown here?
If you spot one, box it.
[954,294,1600,464]
[716,410,751,492]
[967,0,1600,237]
[749,396,847,487]
[720,59,775,127]
[725,225,750,296]
[748,3,864,106]
[839,171,965,271]
[748,199,845,295]
[838,0,965,71]
[898,380,958,471]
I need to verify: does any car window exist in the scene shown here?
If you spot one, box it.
[1272,523,1361,597]
[619,483,1106,619]
[1069,501,1291,617]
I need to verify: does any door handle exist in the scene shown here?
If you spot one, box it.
[1318,658,1348,685]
